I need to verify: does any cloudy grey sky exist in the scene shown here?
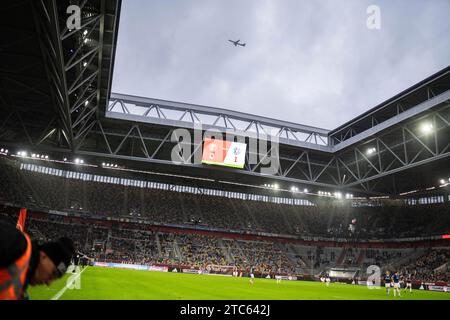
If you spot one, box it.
[111,0,450,130]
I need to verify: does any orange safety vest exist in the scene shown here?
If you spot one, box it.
[0,232,32,300]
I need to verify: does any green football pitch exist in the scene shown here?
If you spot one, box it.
[28,266,450,300]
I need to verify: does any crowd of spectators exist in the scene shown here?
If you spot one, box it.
[365,249,404,266]
[1,207,449,280]
[0,157,449,241]
[401,249,450,282]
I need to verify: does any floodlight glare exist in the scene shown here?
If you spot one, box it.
[420,123,433,134]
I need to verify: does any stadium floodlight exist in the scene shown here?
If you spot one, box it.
[334,192,342,199]
[83,29,88,36]
[83,61,87,67]
[85,100,89,106]
[420,122,433,134]
[114,164,118,168]
[80,159,84,164]
[366,147,376,155]
[102,163,106,166]
[84,38,88,44]
[31,154,36,158]
[440,179,446,185]
[0,149,3,152]
[63,158,67,162]
[45,155,49,159]
[40,155,45,159]
[304,188,308,193]
[273,184,279,190]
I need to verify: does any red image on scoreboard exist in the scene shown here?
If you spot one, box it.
[202,138,246,169]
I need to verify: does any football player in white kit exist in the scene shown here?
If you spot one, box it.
[232,266,238,277]
[249,266,255,285]
[325,273,331,286]
[275,268,282,284]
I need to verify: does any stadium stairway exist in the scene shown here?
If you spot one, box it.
[178,193,189,222]
[155,232,162,256]
[242,201,263,231]
[228,200,248,229]
[173,238,183,260]
[356,249,366,266]
[217,238,234,264]
[336,247,348,267]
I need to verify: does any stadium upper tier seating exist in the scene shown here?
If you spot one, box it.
[0,157,449,240]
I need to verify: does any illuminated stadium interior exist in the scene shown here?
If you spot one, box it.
[0,0,449,300]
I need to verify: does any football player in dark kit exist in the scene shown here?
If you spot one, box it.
[384,271,392,295]
[392,272,401,297]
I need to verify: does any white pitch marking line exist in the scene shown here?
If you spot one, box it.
[51,266,87,300]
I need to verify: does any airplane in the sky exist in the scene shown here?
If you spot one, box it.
[228,39,246,47]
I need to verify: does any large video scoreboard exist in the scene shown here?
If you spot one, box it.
[201,138,247,169]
